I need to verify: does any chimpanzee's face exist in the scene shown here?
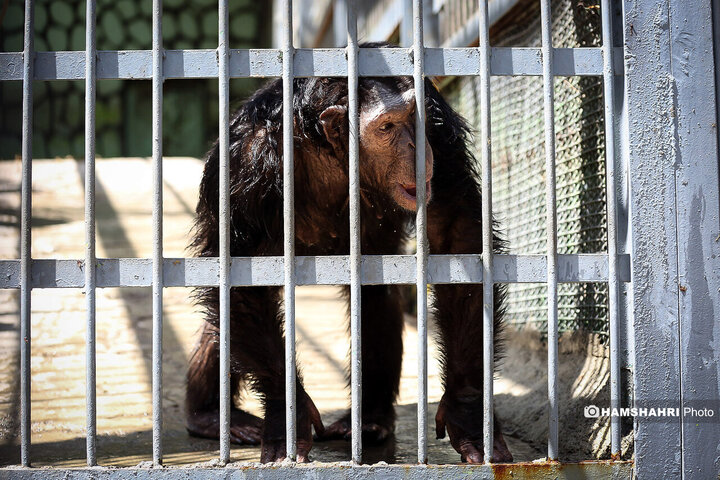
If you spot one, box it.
[319,81,434,212]
[358,83,433,211]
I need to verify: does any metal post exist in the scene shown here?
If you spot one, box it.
[599,0,620,459]
[84,0,98,467]
[19,0,34,468]
[412,0,428,465]
[346,0,362,465]
[151,0,164,466]
[668,0,720,476]
[623,0,720,477]
[217,0,231,465]
[539,0,559,461]
[282,0,298,461]
[715,0,720,156]
[477,0,494,465]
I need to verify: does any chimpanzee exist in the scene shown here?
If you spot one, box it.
[186,45,513,464]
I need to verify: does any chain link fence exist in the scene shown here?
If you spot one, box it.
[444,0,609,337]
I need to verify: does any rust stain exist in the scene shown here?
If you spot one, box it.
[577,459,626,464]
[490,460,631,480]
[491,460,561,480]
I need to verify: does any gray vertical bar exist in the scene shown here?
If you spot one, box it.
[715,0,720,158]
[84,0,98,467]
[346,0,362,465]
[401,0,413,47]
[218,0,231,465]
[539,0,559,461]
[422,0,438,47]
[412,0,428,465]
[623,0,681,475]
[599,0,620,459]
[477,0,494,465]
[296,0,303,47]
[623,0,681,476]
[282,0,297,461]
[669,0,720,475]
[272,0,283,48]
[151,0,164,466]
[19,0,34,468]
[334,0,347,47]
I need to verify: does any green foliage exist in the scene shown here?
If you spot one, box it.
[0,0,271,159]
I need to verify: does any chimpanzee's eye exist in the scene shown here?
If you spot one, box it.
[379,122,394,132]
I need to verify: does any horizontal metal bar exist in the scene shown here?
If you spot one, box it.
[0,462,634,480]
[0,254,631,288]
[0,47,624,81]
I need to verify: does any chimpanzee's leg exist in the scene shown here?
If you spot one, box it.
[427,182,513,463]
[319,285,404,444]
[186,286,324,462]
[186,321,263,445]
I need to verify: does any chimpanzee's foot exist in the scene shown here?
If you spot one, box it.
[435,394,513,463]
[186,408,263,445]
[454,431,513,463]
[260,392,324,463]
[259,436,317,463]
[315,410,395,444]
[490,428,513,462]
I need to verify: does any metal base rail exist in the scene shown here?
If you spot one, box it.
[0,461,634,480]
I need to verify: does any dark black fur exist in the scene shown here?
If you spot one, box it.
[186,43,511,463]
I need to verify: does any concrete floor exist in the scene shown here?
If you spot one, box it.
[0,157,544,467]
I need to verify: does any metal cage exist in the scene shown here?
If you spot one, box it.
[1,0,719,478]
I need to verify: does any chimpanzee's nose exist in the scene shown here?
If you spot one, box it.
[405,126,416,150]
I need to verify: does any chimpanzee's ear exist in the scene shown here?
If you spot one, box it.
[319,105,348,153]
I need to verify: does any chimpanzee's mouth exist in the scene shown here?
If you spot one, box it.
[398,181,432,205]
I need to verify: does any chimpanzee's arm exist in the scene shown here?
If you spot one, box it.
[427,175,513,463]
[424,77,514,462]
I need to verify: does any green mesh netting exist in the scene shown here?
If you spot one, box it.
[444,0,609,337]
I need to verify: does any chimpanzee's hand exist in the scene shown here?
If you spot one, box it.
[186,407,263,445]
[435,393,513,463]
[261,391,325,463]
[315,407,395,445]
